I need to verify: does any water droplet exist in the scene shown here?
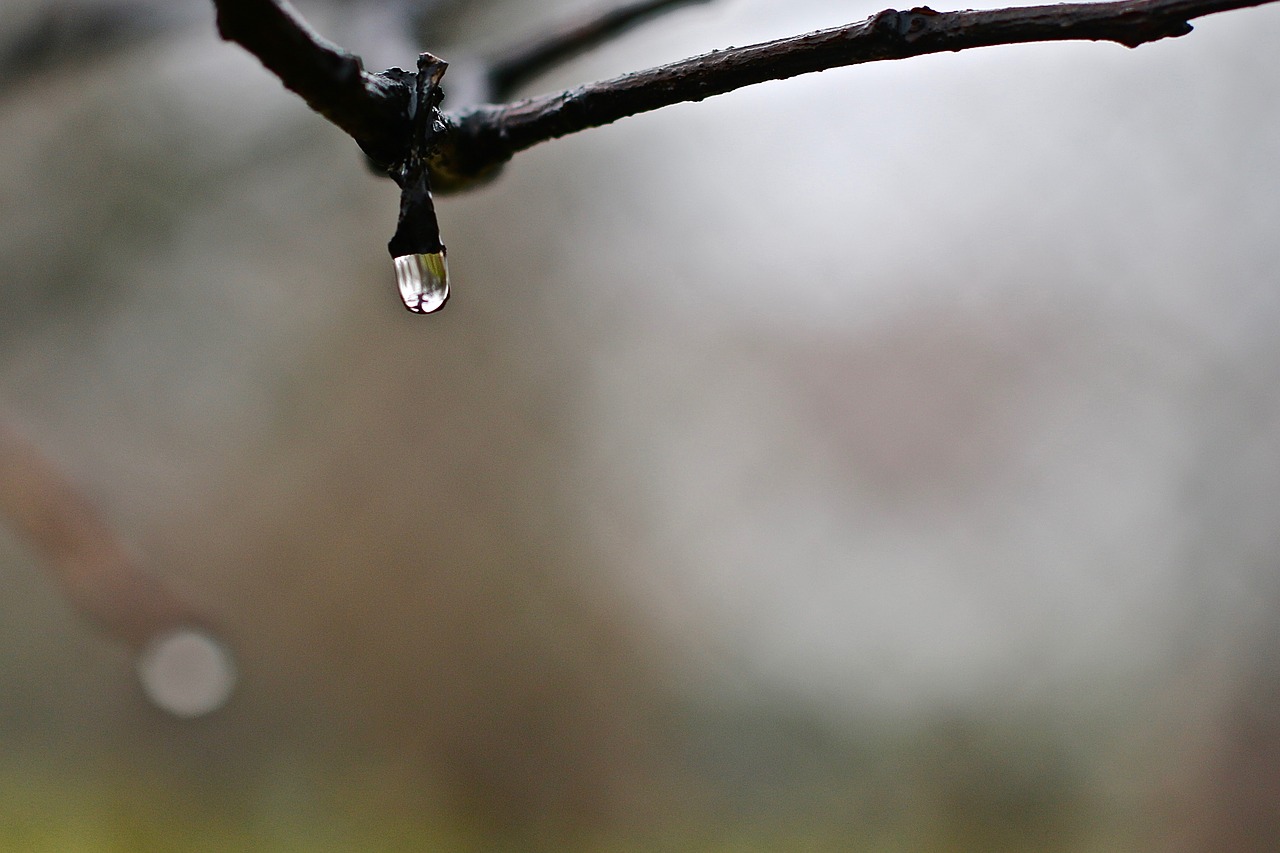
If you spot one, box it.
[136,627,237,718]
[393,251,449,314]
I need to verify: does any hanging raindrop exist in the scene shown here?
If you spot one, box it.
[393,251,449,313]
[388,53,451,314]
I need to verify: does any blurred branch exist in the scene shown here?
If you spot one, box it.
[0,424,209,650]
[0,1,191,92]
[485,0,714,101]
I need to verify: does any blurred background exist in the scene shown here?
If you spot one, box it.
[2,0,1280,848]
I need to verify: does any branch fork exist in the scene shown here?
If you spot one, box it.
[385,54,452,313]
[208,0,1280,307]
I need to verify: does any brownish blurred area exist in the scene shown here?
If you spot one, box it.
[159,292,688,831]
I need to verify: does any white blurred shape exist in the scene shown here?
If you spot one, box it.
[136,628,236,718]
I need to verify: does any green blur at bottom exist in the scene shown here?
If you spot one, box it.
[0,758,1136,853]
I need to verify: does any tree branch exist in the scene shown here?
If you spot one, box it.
[436,0,1279,184]
[485,0,714,101]
[211,0,1279,186]
[207,0,1279,304]
[212,0,411,167]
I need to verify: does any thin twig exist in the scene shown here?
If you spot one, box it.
[435,0,1279,184]
[486,0,714,101]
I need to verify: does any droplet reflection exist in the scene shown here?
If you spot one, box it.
[136,628,236,718]
[393,252,449,313]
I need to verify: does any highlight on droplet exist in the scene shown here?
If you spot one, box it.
[135,627,237,718]
[393,251,449,314]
